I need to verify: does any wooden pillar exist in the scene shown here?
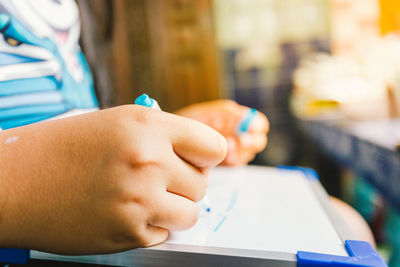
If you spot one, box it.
[79,0,222,111]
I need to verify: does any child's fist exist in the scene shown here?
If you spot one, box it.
[0,105,227,254]
[176,100,269,166]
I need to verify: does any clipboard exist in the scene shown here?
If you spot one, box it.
[22,166,386,266]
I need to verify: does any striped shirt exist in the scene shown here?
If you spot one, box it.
[0,0,98,130]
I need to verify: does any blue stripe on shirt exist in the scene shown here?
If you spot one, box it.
[0,111,67,129]
[0,76,58,96]
[0,103,69,121]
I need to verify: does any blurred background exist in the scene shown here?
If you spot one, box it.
[76,0,400,265]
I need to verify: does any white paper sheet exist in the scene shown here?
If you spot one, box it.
[167,166,348,257]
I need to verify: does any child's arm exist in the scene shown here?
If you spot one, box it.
[0,105,227,255]
[175,100,269,166]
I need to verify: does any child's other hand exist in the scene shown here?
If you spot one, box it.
[175,100,269,166]
[0,105,226,254]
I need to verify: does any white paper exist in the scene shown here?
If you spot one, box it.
[167,166,348,257]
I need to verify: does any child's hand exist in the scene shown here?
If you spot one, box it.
[176,100,269,166]
[0,105,227,254]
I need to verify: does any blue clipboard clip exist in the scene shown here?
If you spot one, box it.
[297,240,387,267]
[278,166,386,266]
[0,248,29,264]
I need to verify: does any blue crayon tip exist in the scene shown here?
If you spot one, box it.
[237,108,258,134]
[0,13,10,29]
[135,94,153,107]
